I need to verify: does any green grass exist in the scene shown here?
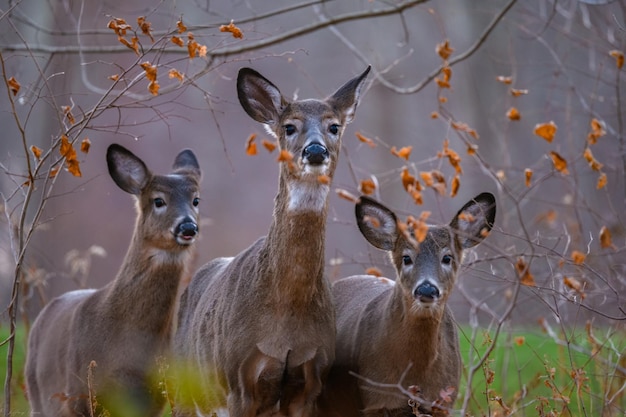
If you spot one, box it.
[3,322,625,416]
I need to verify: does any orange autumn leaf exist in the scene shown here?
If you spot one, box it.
[108,74,120,81]
[59,135,82,177]
[171,36,184,47]
[450,175,460,197]
[597,172,607,189]
[176,19,187,34]
[168,69,184,82]
[420,171,434,187]
[436,66,452,88]
[262,139,277,153]
[549,151,569,174]
[564,277,586,299]
[391,146,412,161]
[408,184,423,205]
[510,88,528,97]
[439,140,463,174]
[436,39,454,60]
[407,211,430,243]
[400,166,418,192]
[451,121,479,139]
[118,36,140,55]
[355,132,376,148]
[317,174,330,185]
[439,96,448,103]
[514,336,525,346]
[599,226,614,249]
[80,138,91,154]
[609,50,624,69]
[516,258,535,286]
[7,76,20,96]
[583,148,603,171]
[587,118,606,145]
[524,168,533,187]
[365,267,383,277]
[467,145,477,155]
[507,107,521,121]
[148,81,159,96]
[336,188,358,203]
[140,62,157,82]
[137,16,154,42]
[245,134,257,156]
[496,75,513,84]
[359,179,376,195]
[571,250,586,265]
[30,145,43,161]
[458,211,475,223]
[107,17,131,37]
[430,111,439,119]
[277,149,293,163]
[219,20,243,39]
[62,105,75,125]
[534,121,557,142]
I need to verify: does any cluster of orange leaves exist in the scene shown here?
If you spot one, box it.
[29,135,90,182]
[219,20,244,39]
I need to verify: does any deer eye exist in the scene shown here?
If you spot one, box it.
[284,124,296,136]
[441,254,452,265]
[192,197,200,207]
[154,198,166,208]
[402,255,413,266]
[329,124,340,135]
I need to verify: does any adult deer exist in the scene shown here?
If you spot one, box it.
[320,193,496,417]
[173,66,370,417]
[25,144,202,417]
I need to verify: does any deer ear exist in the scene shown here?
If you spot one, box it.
[355,196,398,251]
[173,149,201,179]
[106,144,150,195]
[450,192,496,249]
[237,67,286,125]
[329,66,370,124]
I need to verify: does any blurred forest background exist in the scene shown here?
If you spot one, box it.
[1,0,625,415]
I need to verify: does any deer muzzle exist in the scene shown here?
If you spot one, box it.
[413,281,440,303]
[175,218,199,245]
[302,143,329,166]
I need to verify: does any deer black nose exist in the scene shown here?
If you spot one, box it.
[176,220,198,240]
[302,143,328,165]
[414,281,440,301]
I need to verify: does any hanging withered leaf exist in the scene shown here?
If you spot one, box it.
[450,175,460,197]
[609,50,624,69]
[524,168,533,187]
[407,211,430,243]
[515,258,535,286]
[436,39,454,60]
[496,75,513,85]
[168,69,184,82]
[31,145,43,161]
[171,36,184,47]
[510,88,528,97]
[534,121,557,142]
[365,267,383,277]
[336,188,358,203]
[391,145,412,160]
[219,20,243,39]
[355,132,376,148]
[118,36,140,55]
[177,18,187,34]
[140,62,157,82]
[359,179,376,195]
[7,76,20,96]
[59,135,82,177]
[451,121,479,139]
[107,17,131,37]
[277,149,296,172]
[583,148,603,171]
[137,16,154,42]
[80,138,91,154]
[587,118,606,145]
[262,139,277,153]
[108,74,120,81]
[61,105,75,125]
[435,66,452,89]
[400,166,418,192]
[187,33,207,58]
[597,172,607,189]
[439,139,463,174]
[245,134,257,156]
[571,250,586,265]
[148,81,159,96]
[506,107,521,121]
[599,226,615,250]
[408,184,423,205]
[317,174,330,185]
[563,277,586,300]
[430,111,439,119]
[549,151,569,174]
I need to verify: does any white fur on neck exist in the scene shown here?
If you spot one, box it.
[287,182,329,212]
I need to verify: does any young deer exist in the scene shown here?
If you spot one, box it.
[320,193,496,417]
[173,66,370,417]
[25,144,202,417]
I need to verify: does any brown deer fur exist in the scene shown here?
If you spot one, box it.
[25,144,202,417]
[173,66,370,417]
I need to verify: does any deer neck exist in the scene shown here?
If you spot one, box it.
[258,172,330,309]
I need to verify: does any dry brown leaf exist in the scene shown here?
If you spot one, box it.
[436,39,454,60]
[118,36,139,55]
[365,267,383,277]
[61,105,75,125]
[148,81,159,96]
[496,75,513,84]
[587,118,606,145]
[407,212,430,243]
[355,132,376,148]
[245,134,257,156]
[391,146,412,161]
[564,276,586,299]
[420,171,434,187]
[277,149,293,162]
[430,111,439,119]
[408,184,423,205]
[80,138,91,154]
[219,20,243,39]
[359,179,376,195]
[597,172,607,189]
[177,19,187,34]
[262,139,277,153]
[108,74,120,81]
[168,69,184,82]
[450,175,460,197]
[451,121,479,139]
[140,62,157,82]
[400,167,418,191]
[534,121,557,142]
[436,66,452,88]
[59,135,82,177]
[507,107,521,121]
[439,140,463,174]
[609,50,624,69]
[30,145,43,161]
[439,96,448,103]
[516,258,535,286]
[137,16,154,42]
[510,88,528,97]
[317,174,330,185]
[583,148,603,171]
[571,250,586,265]
[549,151,569,174]
[336,188,358,203]
[599,226,614,249]
[7,76,20,96]
[458,211,475,223]
[524,168,533,187]
[107,18,131,37]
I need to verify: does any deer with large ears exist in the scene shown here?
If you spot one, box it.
[25,144,202,417]
[173,66,370,417]
[319,193,496,417]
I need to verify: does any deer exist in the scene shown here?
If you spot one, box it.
[24,143,202,417]
[319,193,496,417]
[172,65,370,417]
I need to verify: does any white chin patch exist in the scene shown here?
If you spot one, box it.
[288,182,329,212]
